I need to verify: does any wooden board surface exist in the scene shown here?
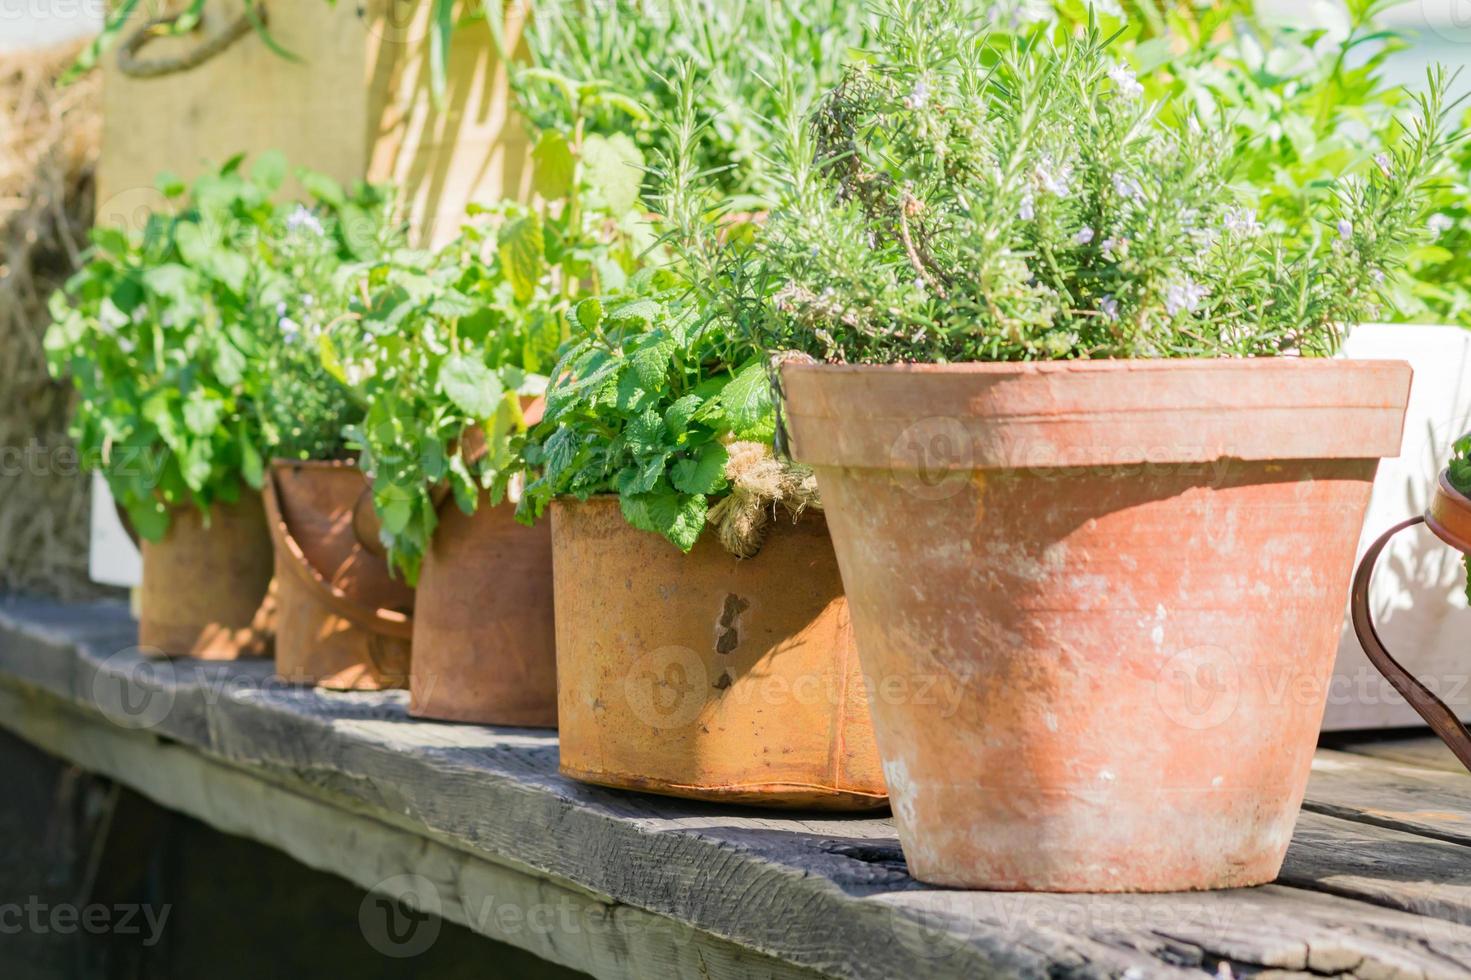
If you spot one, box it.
[3,595,1471,979]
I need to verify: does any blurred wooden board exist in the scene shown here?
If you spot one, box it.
[96,0,532,245]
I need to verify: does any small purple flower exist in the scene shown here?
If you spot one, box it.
[287,205,325,237]
[1099,295,1119,321]
[1112,173,1142,202]
[1337,219,1354,242]
[1019,191,1036,221]
[904,77,931,111]
[1076,226,1095,246]
[1108,63,1143,99]
[1165,278,1209,317]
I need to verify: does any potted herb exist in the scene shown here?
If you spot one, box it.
[338,87,654,725]
[514,86,886,808]
[45,153,384,661]
[730,5,1450,889]
[248,175,418,692]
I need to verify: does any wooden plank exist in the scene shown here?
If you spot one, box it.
[1305,749,1471,847]
[0,682,826,980]
[7,597,1471,978]
[1329,733,1471,776]
[1283,812,1471,925]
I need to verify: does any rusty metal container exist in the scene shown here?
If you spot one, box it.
[137,490,274,659]
[1353,470,1471,774]
[410,498,558,726]
[551,496,887,810]
[264,460,414,691]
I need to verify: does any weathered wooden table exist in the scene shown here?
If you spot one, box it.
[1,594,1469,979]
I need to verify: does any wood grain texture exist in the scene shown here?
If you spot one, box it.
[5,596,1471,979]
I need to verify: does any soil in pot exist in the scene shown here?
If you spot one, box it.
[781,358,1412,891]
[264,460,414,691]
[551,495,886,809]
[410,497,558,726]
[137,489,274,660]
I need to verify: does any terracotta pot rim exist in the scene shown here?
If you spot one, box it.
[780,356,1406,376]
[780,356,1412,468]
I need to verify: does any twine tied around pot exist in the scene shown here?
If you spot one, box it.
[707,441,821,559]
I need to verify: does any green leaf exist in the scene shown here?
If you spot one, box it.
[670,442,729,495]
[580,133,644,216]
[378,485,415,536]
[141,263,194,301]
[625,408,667,454]
[605,297,660,327]
[629,334,675,390]
[498,214,546,304]
[239,426,264,490]
[720,360,775,439]
[318,334,347,386]
[299,170,347,209]
[575,297,603,331]
[429,0,455,108]
[439,354,504,419]
[664,394,703,435]
[532,130,576,200]
[253,150,288,192]
[182,393,223,436]
[620,487,708,552]
[126,497,170,543]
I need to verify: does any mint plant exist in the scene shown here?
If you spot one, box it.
[46,153,398,540]
[516,268,776,552]
[515,74,800,554]
[343,89,652,581]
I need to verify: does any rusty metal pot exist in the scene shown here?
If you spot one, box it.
[1353,470,1471,773]
[410,498,558,726]
[551,496,886,810]
[135,490,275,660]
[263,460,414,691]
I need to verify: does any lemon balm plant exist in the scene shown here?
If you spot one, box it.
[726,0,1453,891]
[515,74,801,556]
[46,153,396,540]
[45,152,399,659]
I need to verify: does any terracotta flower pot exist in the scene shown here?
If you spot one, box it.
[781,358,1412,891]
[1352,470,1471,774]
[551,496,886,810]
[410,498,558,726]
[264,460,415,691]
[137,490,274,660]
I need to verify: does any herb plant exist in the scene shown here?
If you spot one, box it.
[46,153,398,540]
[1448,435,1471,602]
[515,76,795,555]
[343,95,653,580]
[731,1,1453,365]
[1061,1,1470,324]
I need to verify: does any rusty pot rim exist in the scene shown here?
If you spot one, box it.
[269,457,362,472]
[1427,470,1471,554]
